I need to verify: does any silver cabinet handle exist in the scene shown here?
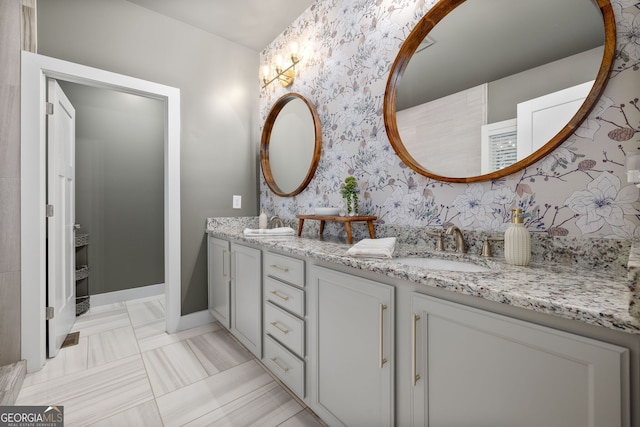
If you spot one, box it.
[230,252,235,281]
[222,249,228,278]
[379,303,387,368]
[270,357,289,373]
[412,314,421,386]
[270,290,289,301]
[270,321,290,335]
[270,264,289,272]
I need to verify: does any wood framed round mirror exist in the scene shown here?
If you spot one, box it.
[261,93,322,196]
[383,0,615,183]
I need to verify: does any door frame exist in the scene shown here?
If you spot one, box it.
[21,51,181,372]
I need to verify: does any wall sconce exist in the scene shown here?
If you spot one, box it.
[262,43,301,88]
[626,153,640,188]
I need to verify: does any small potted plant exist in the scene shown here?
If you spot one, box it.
[340,176,359,216]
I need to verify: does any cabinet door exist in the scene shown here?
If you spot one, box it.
[410,293,629,427]
[231,243,262,358]
[207,236,230,329]
[309,266,394,427]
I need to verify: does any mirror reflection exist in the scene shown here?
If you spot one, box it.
[261,93,322,197]
[386,0,613,181]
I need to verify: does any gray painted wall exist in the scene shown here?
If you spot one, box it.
[37,0,259,314]
[59,81,165,296]
[0,0,22,366]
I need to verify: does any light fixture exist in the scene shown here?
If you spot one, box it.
[262,43,301,88]
[626,153,640,188]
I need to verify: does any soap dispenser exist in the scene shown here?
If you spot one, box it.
[259,208,268,230]
[504,208,530,266]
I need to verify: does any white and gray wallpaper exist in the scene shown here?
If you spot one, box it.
[259,0,640,238]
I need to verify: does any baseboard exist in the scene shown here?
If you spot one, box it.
[90,283,165,307]
[178,309,215,332]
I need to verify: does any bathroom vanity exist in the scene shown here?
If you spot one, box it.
[206,217,640,427]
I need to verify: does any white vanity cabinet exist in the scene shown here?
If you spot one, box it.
[207,235,262,358]
[229,242,262,358]
[308,266,394,427]
[207,236,230,328]
[206,229,636,426]
[262,251,307,398]
[409,293,630,427]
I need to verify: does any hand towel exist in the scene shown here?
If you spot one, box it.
[346,237,396,259]
[243,227,295,237]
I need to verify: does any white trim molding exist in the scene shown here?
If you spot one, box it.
[178,310,216,332]
[90,284,165,307]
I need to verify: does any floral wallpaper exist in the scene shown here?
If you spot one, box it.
[259,0,640,238]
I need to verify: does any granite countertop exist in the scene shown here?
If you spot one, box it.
[206,218,640,336]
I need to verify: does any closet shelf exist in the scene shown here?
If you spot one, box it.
[75,234,89,247]
[75,231,90,316]
[75,265,89,281]
[76,296,90,316]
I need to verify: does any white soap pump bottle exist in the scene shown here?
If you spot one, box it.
[259,208,268,230]
[504,208,530,266]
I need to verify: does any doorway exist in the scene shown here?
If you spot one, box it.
[21,52,181,372]
[60,80,166,306]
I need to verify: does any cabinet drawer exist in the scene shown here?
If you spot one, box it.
[265,276,305,317]
[264,335,304,398]
[265,302,305,357]
[264,252,304,287]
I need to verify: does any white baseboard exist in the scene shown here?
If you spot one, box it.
[178,310,215,331]
[89,283,213,332]
[90,283,165,307]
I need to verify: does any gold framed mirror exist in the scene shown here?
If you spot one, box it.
[383,0,615,183]
[261,93,322,196]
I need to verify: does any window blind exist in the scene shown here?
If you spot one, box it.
[488,131,517,172]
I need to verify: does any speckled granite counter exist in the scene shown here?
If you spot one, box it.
[207,217,640,336]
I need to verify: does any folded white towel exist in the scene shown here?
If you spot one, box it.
[243,227,295,237]
[346,237,396,259]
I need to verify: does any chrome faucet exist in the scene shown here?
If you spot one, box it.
[446,225,467,253]
[270,216,284,228]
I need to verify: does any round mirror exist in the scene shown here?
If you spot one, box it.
[384,0,615,183]
[261,93,322,196]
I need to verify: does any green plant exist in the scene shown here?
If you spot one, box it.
[340,176,359,215]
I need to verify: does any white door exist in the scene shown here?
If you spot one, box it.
[47,79,76,358]
[516,80,594,160]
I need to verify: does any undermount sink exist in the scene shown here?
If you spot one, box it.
[393,257,491,273]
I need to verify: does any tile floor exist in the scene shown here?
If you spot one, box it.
[16,296,326,427]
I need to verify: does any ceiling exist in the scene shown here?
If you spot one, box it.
[125,0,314,52]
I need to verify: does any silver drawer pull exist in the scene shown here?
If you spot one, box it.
[379,303,388,368]
[412,314,421,386]
[270,357,289,373]
[270,264,289,272]
[222,249,228,278]
[270,321,290,335]
[270,290,290,301]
